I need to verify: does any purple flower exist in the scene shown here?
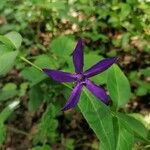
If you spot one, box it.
[43,39,118,111]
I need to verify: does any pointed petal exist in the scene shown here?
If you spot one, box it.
[85,79,109,105]
[84,57,118,78]
[62,83,83,111]
[43,68,76,82]
[72,39,84,73]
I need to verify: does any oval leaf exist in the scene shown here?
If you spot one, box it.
[5,31,22,49]
[117,113,149,142]
[0,36,15,49]
[28,85,43,111]
[107,64,131,110]
[51,36,75,57]
[78,88,115,150]
[113,117,134,150]
[0,51,18,76]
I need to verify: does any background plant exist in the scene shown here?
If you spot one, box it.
[0,0,150,149]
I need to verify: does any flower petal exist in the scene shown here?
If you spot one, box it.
[84,57,118,78]
[62,83,83,111]
[43,68,76,82]
[85,79,109,105]
[72,39,84,73]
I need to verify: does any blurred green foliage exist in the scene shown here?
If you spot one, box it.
[0,0,150,149]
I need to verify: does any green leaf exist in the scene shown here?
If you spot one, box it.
[28,85,43,111]
[0,32,22,50]
[33,104,58,145]
[0,123,6,145]
[0,51,18,76]
[129,113,149,129]
[0,44,12,55]
[0,90,18,101]
[2,83,17,91]
[0,100,20,145]
[5,31,22,49]
[107,64,131,110]
[136,86,148,96]
[78,88,115,150]
[21,67,46,87]
[50,36,75,57]
[120,3,131,21]
[0,35,15,49]
[0,83,18,101]
[121,33,130,50]
[34,54,58,69]
[84,53,103,71]
[141,67,150,77]
[113,117,134,150]
[19,82,28,97]
[117,113,149,141]
[64,138,75,150]
[0,100,20,123]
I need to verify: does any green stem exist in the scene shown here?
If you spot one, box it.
[20,56,42,72]
[20,56,73,89]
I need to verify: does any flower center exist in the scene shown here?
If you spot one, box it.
[74,73,87,86]
[76,74,86,82]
